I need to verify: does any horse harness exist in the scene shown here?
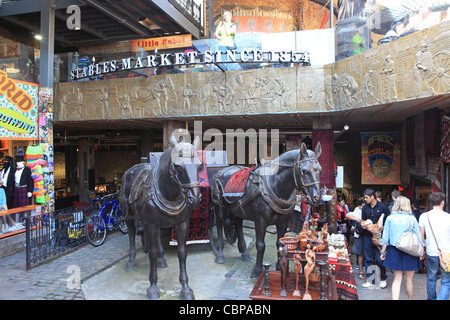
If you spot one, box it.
[128,157,200,216]
[213,153,320,215]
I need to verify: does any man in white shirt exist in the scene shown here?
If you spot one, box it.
[419,192,450,300]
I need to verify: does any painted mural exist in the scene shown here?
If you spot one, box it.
[0,71,38,139]
[361,132,401,185]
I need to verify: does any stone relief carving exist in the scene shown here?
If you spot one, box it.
[153,77,175,115]
[54,25,449,122]
[96,87,111,118]
[379,53,398,102]
[182,83,198,114]
[60,86,83,119]
[362,70,381,106]
[332,72,358,109]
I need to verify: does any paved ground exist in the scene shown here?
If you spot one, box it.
[0,226,445,300]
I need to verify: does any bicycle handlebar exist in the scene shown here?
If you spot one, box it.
[100,193,118,201]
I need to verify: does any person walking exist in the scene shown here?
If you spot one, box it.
[347,199,365,279]
[337,197,351,241]
[388,189,401,213]
[419,192,450,300]
[380,196,423,300]
[361,188,391,288]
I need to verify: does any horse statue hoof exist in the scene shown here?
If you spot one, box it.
[147,286,161,300]
[215,254,225,264]
[157,257,168,268]
[180,287,195,300]
[241,252,252,262]
[125,261,137,271]
[250,267,262,278]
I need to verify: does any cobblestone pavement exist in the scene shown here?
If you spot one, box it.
[0,231,130,300]
[0,227,446,300]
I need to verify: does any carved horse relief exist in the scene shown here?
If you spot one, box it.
[210,142,322,278]
[119,130,203,300]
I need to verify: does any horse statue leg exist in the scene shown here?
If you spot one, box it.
[173,220,195,300]
[146,223,161,300]
[234,217,251,262]
[251,219,268,278]
[275,222,288,271]
[125,218,138,271]
[214,204,226,264]
[156,228,168,268]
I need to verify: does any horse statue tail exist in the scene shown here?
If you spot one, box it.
[118,169,131,220]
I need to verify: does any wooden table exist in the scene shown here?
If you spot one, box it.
[249,270,337,300]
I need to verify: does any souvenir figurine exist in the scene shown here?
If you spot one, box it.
[303,244,316,300]
[293,250,302,297]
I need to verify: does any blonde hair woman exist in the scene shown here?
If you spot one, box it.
[380,196,423,299]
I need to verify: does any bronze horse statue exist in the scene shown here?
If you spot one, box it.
[119,131,203,300]
[210,142,322,277]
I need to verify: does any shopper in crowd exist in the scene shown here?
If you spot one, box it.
[375,191,383,202]
[411,199,422,221]
[388,189,401,213]
[419,192,450,300]
[380,196,423,300]
[347,199,365,279]
[337,197,351,240]
[361,188,391,288]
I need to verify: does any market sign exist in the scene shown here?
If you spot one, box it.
[131,34,192,52]
[0,71,38,138]
[71,49,310,80]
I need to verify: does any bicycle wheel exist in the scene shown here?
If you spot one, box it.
[85,213,107,246]
[112,206,128,234]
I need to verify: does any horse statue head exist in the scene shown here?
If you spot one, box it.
[296,142,322,207]
[168,130,204,209]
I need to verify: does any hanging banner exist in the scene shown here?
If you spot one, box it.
[361,132,401,185]
[0,71,38,139]
[441,115,450,163]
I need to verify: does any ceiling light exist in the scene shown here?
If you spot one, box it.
[34,34,42,40]
[344,125,349,131]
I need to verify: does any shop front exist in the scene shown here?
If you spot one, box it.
[0,69,45,239]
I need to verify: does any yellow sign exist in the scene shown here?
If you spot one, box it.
[131,34,192,52]
[0,107,36,134]
[0,70,33,112]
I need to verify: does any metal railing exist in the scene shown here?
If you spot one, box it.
[25,202,95,270]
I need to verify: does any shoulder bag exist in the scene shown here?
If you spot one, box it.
[427,213,450,272]
[396,215,424,257]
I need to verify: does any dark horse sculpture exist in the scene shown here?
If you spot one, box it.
[211,142,322,277]
[119,131,203,300]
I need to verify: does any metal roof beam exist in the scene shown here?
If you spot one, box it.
[77,0,148,36]
[0,0,85,16]
[148,0,201,39]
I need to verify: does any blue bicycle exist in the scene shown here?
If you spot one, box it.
[85,193,128,246]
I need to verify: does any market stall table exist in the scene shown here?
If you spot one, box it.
[249,270,337,300]
[277,243,358,300]
[329,258,358,300]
